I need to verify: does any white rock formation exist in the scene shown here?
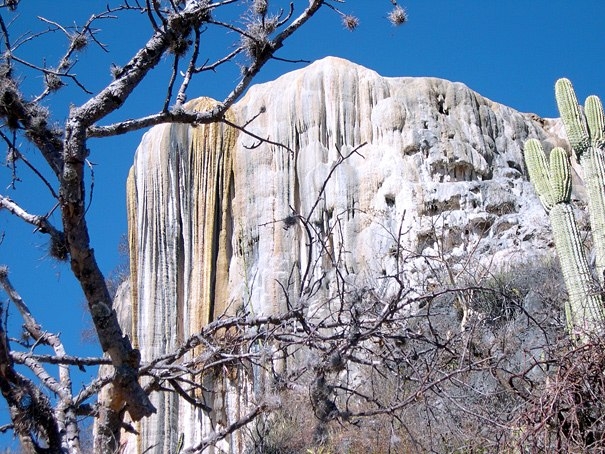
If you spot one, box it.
[120,57,569,452]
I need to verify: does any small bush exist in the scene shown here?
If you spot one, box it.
[469,258,565,326]
[515,337,605,452]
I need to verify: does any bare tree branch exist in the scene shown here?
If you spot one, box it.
[0,266,82,452]
[0,196,66,256]
[184,404,268,453]
[11,351,111,367]
[0,268,65,451]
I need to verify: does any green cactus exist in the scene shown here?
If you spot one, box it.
[525,140,603,337]
[524,79,605,340]
[556,79,605,286]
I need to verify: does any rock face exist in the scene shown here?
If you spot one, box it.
[121,57,569,452]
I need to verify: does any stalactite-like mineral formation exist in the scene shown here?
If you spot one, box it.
[125,97,238,452]
[119,57,571,453]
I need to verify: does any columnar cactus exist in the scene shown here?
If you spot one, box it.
[524,79,605,340]
[556,79,605,285]
[524,141,603,337]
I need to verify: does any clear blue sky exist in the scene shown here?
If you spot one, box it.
[0,0,604,448]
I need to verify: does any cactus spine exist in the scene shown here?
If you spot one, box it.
[524,78,605,340]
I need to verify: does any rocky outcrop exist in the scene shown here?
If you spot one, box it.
[120,57,570,452]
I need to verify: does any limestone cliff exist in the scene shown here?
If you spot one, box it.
[121,57,569,452]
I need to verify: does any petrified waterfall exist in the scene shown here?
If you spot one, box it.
[124,97,237,453]
[119,57,569,452]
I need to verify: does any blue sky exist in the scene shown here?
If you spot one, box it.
[0,0,604,448]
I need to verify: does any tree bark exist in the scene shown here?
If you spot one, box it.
[57,6,215,446]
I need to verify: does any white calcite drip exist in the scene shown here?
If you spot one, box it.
[125,97,238,453]
[120,57,569,453]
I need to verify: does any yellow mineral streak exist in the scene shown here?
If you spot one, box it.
[126,166,139,349]
[125,166,142,453]
[124,98,237,452]
[185,97,237,332]
[127,98,237,340]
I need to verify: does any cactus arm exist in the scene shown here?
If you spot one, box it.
[582,148,605,284]
[586,95,605,147]
[524,139,555,211]
[555,78,590,154]
[549,147,572,204]
[583,95,605,282]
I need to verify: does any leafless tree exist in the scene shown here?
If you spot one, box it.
[0,0,411,452]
